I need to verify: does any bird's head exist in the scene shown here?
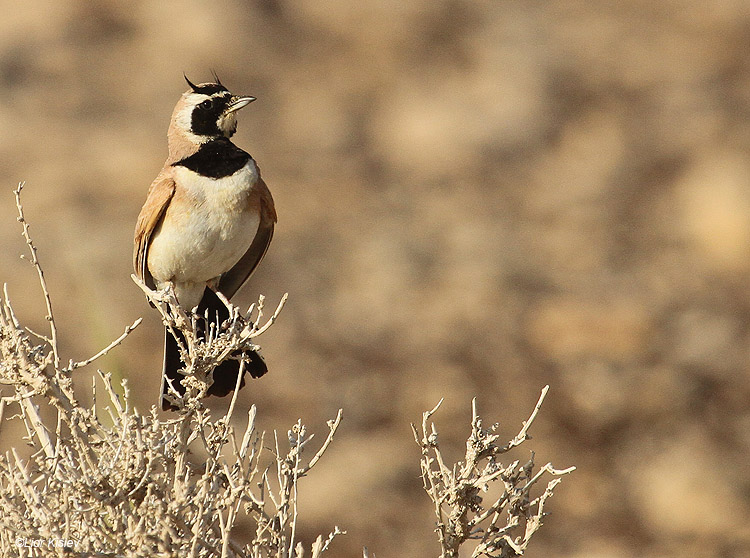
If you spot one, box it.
[167,74,255,157]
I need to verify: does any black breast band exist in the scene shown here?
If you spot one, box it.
[174,138,251,178]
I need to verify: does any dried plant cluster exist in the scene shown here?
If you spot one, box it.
[0,184,573,557]
[131,274,287,413]
[0,184,343,557]
[412,391,575,558]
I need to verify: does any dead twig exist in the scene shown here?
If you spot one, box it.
[413,388,575,558]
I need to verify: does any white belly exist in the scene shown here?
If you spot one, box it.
[148,162,260,308]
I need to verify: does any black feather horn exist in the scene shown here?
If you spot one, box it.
[184,74,199,92]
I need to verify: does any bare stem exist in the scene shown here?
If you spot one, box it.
[14,182,60,369]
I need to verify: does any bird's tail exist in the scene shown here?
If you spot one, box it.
[160,287,268,411]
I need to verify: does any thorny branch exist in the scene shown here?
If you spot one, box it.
[412,389,575,558]
[13,182,60,370]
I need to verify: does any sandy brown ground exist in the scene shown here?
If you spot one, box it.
[1,1,749,556]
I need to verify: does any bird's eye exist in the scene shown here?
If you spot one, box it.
[199,99,213,110]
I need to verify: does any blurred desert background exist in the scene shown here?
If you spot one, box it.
[1,1,750,556]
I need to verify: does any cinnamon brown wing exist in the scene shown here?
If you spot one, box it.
[133,173,176,289]
[218,175,276,297]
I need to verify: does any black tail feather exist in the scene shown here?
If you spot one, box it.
[160,287,268,411]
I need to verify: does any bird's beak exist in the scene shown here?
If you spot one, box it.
[226,95,256,113]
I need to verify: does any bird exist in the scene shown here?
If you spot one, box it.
[134,75,276,410]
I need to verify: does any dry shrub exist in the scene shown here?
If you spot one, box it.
[0,184,572,557]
